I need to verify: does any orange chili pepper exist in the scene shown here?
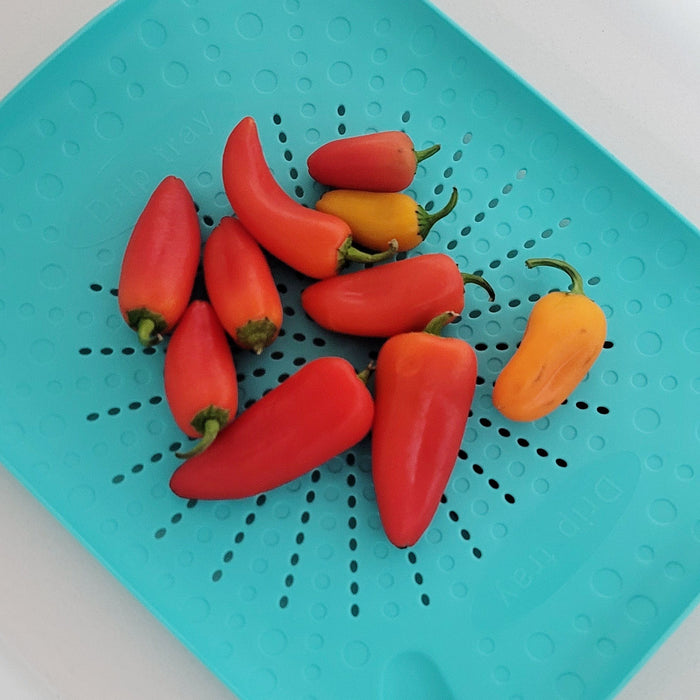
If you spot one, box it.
[203,216,283,354]
[315,187,458,252]
[492,258,607,422]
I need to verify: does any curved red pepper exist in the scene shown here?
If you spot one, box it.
[372,313,477,547]
[307,130,441,192]
[163,300,238,458]
[118,176,201,346]
[222,116,396,279]
[301,253,494,337]
[169,357,374,499]
[203,216,283,354]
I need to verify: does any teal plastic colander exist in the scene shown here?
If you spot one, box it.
[0,1,698,698]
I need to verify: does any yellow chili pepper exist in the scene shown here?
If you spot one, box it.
[315,187,458,252]
[492,258,607,422]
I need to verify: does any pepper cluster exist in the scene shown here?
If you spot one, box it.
[117,115,607,548]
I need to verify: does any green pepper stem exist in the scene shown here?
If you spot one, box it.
[176,418,222,459]
[461,273,495,302]
[341,238,399,266]
[137,317,157,347]
[127,307,167,347]
[236,317,278,354]
[525,257,585,295]
[414,143,441,164]
[357,360,376,385]
[423,311,458,336]
[416,187,458,240]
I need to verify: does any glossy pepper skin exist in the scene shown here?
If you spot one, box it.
[301,253,494,337]
[118,176,201,346]
[163,301,238,458]
[169,357,374,500]
[315,186,458,252]
[307,130,440,192]
[203,216,283,354]
[372,313,477,548]
[492,258,607,422]
[222,116,396,279]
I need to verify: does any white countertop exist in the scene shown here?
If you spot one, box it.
[1,1,698,698]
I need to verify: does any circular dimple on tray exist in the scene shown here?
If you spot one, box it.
[665,561,685,580]
[634,407,661,432]
[259,628,287,656]
[411,25,436,55]
[635,331,662,355]
[95,112,124,139]
[140,19,167,47]
[402,68,427,94]
[526,632,555,660]
[648,498,677,525]
[626,595,658,624]
[237,12,263,38]
[555,671,586,699]
[583,186,612,214]
[328,16,351,41]
[618,256,645,281]
[68,80,97,110]
[656,239,687,267]
[343,640,370,667]
[254,69,279,92]
[590,568,623,598]
[531,132,559,160]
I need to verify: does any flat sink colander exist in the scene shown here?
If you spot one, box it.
[0,0,698,698]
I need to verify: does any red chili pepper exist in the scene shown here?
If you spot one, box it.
[118,176,201,346]
[307,131,441,192]
[301,253,494,337]
[222,116,397,279]
[372,312,477,548]
[203,216,283,354]
[163,300,238,458]
[169,357,374,499]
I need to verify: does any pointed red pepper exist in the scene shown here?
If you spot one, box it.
[221,116,397,279]
[118,176,201,346]
[372,312,478,548]
[203,216,283,354]
[169,357,374,499]
[163,300,238,458]
[307,130,441,192]
[301,253,494,337]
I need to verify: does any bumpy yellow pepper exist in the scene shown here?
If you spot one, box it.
[315,187,458,252]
